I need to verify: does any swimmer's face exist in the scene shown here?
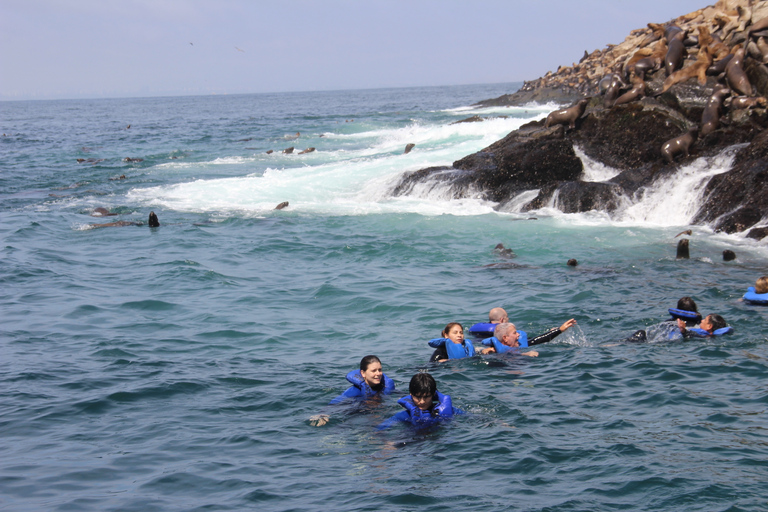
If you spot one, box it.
[444,324,464,344]
[360,360,383,387]
[502,326,520,347]
[700,315,714,332]
[411,393,434,411]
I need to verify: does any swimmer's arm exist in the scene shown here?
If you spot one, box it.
[427,337,449,348]
[479,347,495,355]
[528,319,577,346]
[376,411,409,430]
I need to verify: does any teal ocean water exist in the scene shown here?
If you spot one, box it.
[2,84,768,511]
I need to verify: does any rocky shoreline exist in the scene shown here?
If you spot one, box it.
[394,0,768,238]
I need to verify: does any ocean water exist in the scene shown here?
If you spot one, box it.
[1,84,768,512]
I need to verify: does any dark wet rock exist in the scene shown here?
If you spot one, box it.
[723,249,737,261]
[746,226,768,240]
[451,115,485,124]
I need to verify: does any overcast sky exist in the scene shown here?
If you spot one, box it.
[1,0,709,101]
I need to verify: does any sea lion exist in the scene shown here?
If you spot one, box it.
[274,201,289,210]
[656,46,713,96]
[283,147,294,154]
[284,132,300,140]
[567,259,578,267]
[148,211,160,227]
[665,24,684,42]
[623,48,653,79]
[109,174,127,181]
[707,53,734,75]
[603,73,626,108]
[266,150,274,154]
[661,127,698,163]
[123,157,143,163]
[728,96,767,109]
[674,229,692,238]
[665,31,687,76]
[544,98,590,129]
[676,239,690,259]
[90,211,159,229]
[298,147,315,154]
[723,249,736,261]
[725,47,754,96]
[613,75,646,106]
[701,85,731,136]
[91,207,117,217]
[492,243,516,259]
[404,143,416,154]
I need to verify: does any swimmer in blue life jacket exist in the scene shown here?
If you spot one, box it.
[667,296,702,326]
[377,372,463,430]
[310,355,395,427]
[428,322,489,362]
[482,319,578,356]
[676,314,731,338]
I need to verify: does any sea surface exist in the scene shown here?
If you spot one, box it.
[1,84,767,512]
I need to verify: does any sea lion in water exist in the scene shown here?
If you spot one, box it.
[90,211,159,229]
[404,143,416,154]
[283,147,294,154]
[701,85,730,136]
[544,98,590,129]
[723,249,736,261]
[493,243,516,259]
[676,239,690,259]
[274,201,289,210]
[661,127,698,163]
[91,207,117,217]
[298,147,315,154]
[567,259,578,267]
[674,229,692,238]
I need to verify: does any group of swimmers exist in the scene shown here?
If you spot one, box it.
[310,289,749,429]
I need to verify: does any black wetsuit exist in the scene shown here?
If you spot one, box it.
[429,328,564,362]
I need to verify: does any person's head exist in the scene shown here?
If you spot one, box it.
[493,322,520,347]
[359,355,383,388]
[409,373,437,411]
[442,322,464,344]
[677,296,698,313]
[756,276,768,294]
[700,314,726,333]
[489,307,508,323]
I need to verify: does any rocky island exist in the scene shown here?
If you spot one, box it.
[393,0,768,238]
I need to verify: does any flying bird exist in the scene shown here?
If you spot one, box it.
[235,46,245,52]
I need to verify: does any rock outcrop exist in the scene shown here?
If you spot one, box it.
[393,0,768,237]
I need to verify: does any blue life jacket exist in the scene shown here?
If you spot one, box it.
[743,287,768,305]
[686,326,734,337]
[345,369,395,397]
[397,391,454,426]
[468,322,497,338]
[428,338,476,359]
[668,308,702,322]
[480,331,529,352]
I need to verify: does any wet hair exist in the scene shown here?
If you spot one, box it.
[677,296,698,313]
[493,322,516,339]
[707,314,727,332]
[756,276,768,294]
[409,372,437,397]
[442,322,463,337]
[359,355,381,371]
[489,308,507,323]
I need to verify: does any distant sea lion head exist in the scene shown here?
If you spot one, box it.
[148,211,160,227]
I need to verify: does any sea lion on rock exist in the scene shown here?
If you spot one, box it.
[676,239,690,259]
[661,126,698,163]
[613,75,646,106]
[544,98,590,129]
[656,45,713,96]
[707,53,734,75]
[725,47,754,96]
[602,73,626,107]
[404,143,416,154]
[665,31,687,76]
[701,85,731,136]
[727,96,767,109]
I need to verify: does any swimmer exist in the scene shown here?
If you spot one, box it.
[428,322,477,362]
[310,355,395,427]
[377,373,462,430]
[482,319,577,356]
[489,307,508,324]
[668,296,701,326]
[755,276,768,294]
[467,307,510,338]
[677,314,728,338]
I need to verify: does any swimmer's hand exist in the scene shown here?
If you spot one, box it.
[310,414,330,427]
[559,318,577,332]
[676,318,686,333]
[522,350,539,357]
[480,347,495,355]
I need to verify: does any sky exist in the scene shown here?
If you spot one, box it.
[1,0,710,101]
